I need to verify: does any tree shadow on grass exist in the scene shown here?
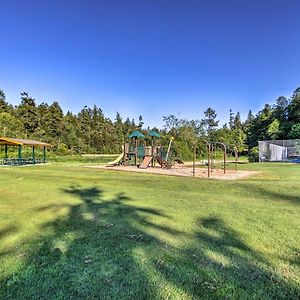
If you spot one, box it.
[237,182,300,206]
[0,186,179,299]
[0,186,299,299]
[0,225,18,240]
[0,225,19,259]
[150,217,300,299]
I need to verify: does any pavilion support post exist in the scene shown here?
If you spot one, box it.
[123,141,126,166]
[32,145,35,164]
[18,145,22,165]
[4,144,8,159]
[43,146,46,163]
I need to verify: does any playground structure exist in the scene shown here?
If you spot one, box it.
[108,130,174,169]
[107,131,240,178]
[192,141,239,178]
[0,137,51,165]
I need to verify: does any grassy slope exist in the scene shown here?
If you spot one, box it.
[0,162,299,299]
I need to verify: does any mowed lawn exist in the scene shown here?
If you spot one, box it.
[0,162,299,299]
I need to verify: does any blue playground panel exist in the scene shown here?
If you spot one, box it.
[137,146,145,158]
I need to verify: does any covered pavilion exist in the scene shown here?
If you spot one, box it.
[0,137,51,165]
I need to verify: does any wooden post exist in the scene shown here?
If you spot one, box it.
[43,146,46,163]
[207,143,210,178]
[223,144,226,174]
[193,144,196,177]
[151,137,154,167]
[18,145,22,165]
[235,146,238,172]
[123,141,126,166]
[134,138,137,166]
[32,146,35,164]
[210,144,213,173]
[4,144,8,159]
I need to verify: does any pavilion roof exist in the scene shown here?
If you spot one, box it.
[0,137,51,147]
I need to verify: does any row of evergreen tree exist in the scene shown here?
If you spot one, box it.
[0,87,299,158]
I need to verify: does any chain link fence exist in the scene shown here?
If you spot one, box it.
[258,139,300,162]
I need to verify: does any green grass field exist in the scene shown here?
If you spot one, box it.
[0,162,299,299]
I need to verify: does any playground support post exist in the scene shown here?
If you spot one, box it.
[207,142,210,178]
[194,140,210,178]
[210,143,214,173]
[209,142,217,173]
[193,144,196,177]
[151,137,154,167]
[223,144,226,174]
[234,145,238,172]
[134,138,137,166]
[123,141,126,166]
[165,137,174,162]
[215,142,226,174]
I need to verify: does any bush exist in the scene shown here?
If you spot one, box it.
[172,141,193,161]
[248,147,259,163]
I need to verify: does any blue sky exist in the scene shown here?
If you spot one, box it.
[1,0,299,128]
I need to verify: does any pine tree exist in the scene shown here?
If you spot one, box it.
[138,115,144,129]
[17,92,39,136]
[0,90,9,112]
[233,112,242,129]
[202,108,219,136]
[229,109,234,129]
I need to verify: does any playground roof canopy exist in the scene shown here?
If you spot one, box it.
[0,137,51,147]
[148,130,160,138]
[128,131,145,139]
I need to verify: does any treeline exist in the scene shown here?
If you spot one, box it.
[0,87,300,159]
[0,91,143,154]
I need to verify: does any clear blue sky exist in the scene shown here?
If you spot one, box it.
[1,0,299,128]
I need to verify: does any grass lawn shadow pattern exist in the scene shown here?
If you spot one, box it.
[0,183,299,299]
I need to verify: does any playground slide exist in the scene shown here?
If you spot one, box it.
[139,156,153,169]
[107,147,124,165]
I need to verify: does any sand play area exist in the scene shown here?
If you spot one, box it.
[88,163,259,180]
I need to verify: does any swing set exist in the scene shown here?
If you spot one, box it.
[192,141,238,177]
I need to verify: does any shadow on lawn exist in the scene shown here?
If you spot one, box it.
[237,182,300,206]
[0,225,19,259]
[0,186,299,299]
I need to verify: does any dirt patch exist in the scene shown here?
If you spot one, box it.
[87,164,259,180]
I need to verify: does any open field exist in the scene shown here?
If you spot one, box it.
[0,162,299,299]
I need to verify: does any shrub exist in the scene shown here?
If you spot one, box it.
[248,147,259,163]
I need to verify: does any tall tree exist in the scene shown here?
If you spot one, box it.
[233,112,242,129]
[138,115,144,130]
[0,112,22,137]
[17,92,39,136]
[287,87,300,125]
[48,101,64,139]
[229,109,234,129]
[202,108,219,136]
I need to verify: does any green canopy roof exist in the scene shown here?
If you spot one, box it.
[128,131,145,139]
[148,131,160,138]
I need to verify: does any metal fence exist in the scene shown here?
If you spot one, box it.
[258,139,300,162]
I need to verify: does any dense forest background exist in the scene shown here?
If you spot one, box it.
[0,87,300,160]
